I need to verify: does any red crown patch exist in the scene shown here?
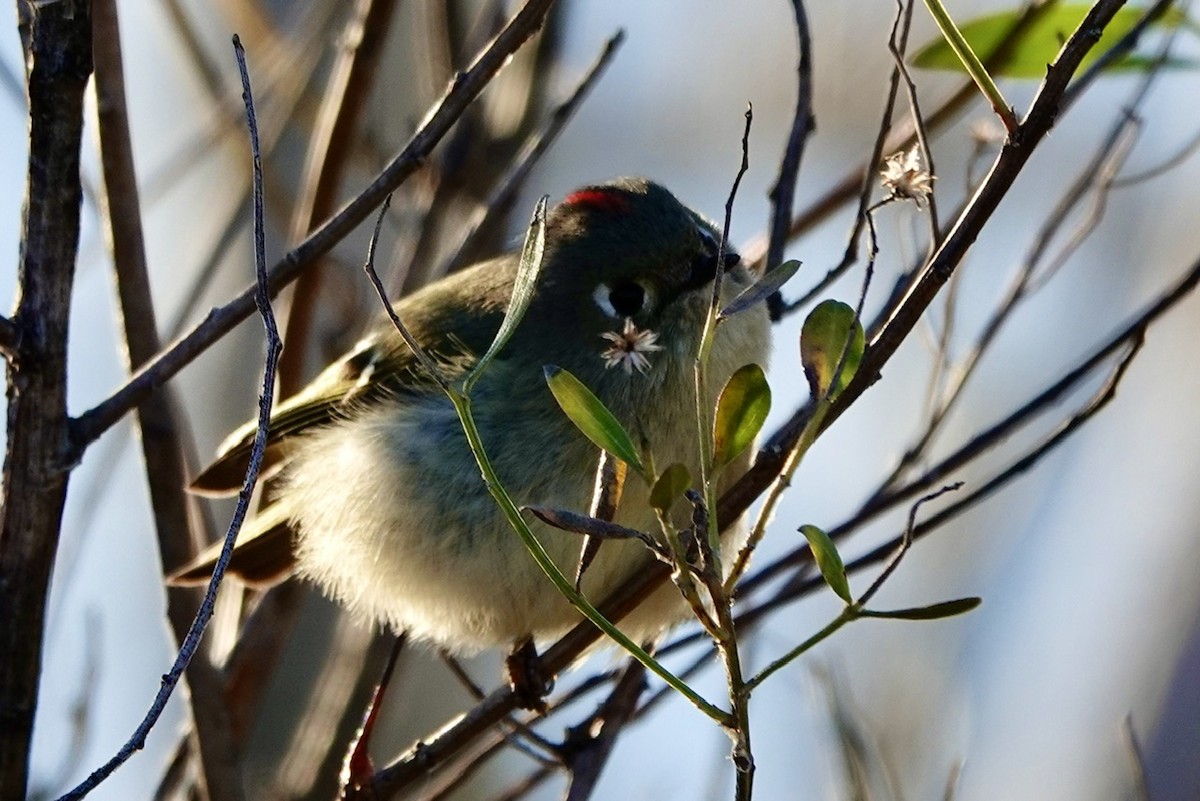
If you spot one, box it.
[563,188,631,214]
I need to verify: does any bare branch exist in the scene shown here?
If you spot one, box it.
[562,659,647,801]
[437,29,625,276]
[826,0,1134,430]
[92,1,239,796]
[763,0,814,286]
[0,4,92,796]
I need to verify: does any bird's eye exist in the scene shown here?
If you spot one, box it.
[594,281,648,318]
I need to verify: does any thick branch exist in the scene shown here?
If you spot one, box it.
[0,3,92,799]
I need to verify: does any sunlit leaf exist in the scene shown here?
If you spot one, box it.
[465,197,548,391]
[712,364,771,469]
[649,462,691,512]
[719,259,801,319]
[800,524,851,603]
[800,300,864,401]
[912,5,1196,78]
[860,597,982,620]
[544,365,643,473]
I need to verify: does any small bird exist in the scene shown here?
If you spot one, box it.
[173,177,771,655]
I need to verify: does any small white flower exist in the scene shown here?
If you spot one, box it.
[600,318,662,375]
[880,147,935,207]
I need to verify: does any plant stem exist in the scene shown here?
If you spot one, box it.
[447,390,732,726]
[921,0,1019,134]
[743,606,857,694]
[727,397,830,592]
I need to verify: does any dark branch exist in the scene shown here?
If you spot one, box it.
[764,0,814,289]
[0,4,92,797]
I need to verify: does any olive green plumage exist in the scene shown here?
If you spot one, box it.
[174,177,771,653]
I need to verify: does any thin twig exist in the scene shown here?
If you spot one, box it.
[736,250,1200,609]
[764,0,814,284]
[887,0,941,244]
[437,29,625,276]
[92,2,238,796]
[876,17,1175,497]
[368,3,1178,790]
[55,35,282,801]
[1113,123,1200,186]
[857,483,962,607]
[438,655,562,766]
[822,0,1133,434]
[764,0,1059,316]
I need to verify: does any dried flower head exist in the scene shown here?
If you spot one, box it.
[601,318,662,375]
[880,147,935,207]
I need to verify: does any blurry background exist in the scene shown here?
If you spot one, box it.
[6,1,1200,799]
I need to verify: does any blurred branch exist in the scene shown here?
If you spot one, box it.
[70,0,561,453]
[92,2,240,797]
[162,0,227,100]
[561,658,647,801]
[145,4,337,206]
[438,29,625,276]
[763,0,814,282]
[0,3,92,798]
[219,580,306,744]
[281,0,399,390]
[271,623,391,801]
[161,8,337,339]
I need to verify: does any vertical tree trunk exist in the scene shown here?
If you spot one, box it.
[0,2,93,799]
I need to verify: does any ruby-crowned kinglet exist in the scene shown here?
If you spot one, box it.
[173,177,771,654]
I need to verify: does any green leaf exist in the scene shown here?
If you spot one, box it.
[544,365,644,473]
[464,196,548,392]
[712,364,771,469]
[800,300,864,401]
[649,462,691,512]
[860,597,982,621]
[800,524,851,603]
[912,5,1195,78]
[719,259,801,319]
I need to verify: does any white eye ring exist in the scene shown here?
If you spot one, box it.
[593,284,620,318]
[593,282,650,319]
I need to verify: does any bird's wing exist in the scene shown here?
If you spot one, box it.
[190,258,514,495]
